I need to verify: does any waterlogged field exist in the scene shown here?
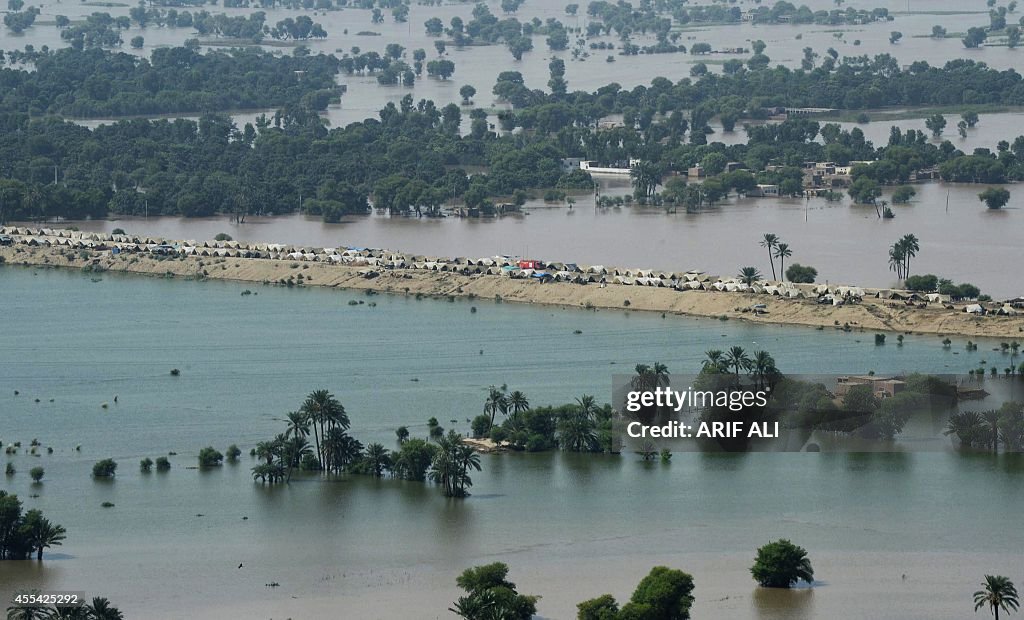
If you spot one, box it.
[2,267,1023,618]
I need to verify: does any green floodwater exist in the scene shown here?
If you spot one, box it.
[1,266,1022,619]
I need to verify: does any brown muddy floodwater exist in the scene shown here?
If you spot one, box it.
[57,178,1023,298]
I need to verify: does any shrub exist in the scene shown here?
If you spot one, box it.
[6,463,15,476]
[140,458,154,472]
[214,233,233,241]
[29,466,44,482]
[155,456,171,471]
[92,458,118,477]
[225,444,241,461]
[198,447,224,467]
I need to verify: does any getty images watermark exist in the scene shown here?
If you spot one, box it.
[611,373,1021,452]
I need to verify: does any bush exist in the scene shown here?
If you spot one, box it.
[92,458,118,477]
[140,457,154,472]
[874,333,886,345]
[4,463,14,476]
[904,274,938,292]
[30,466,44,482]
[751,539,814,588]
[112,228,126,235]
[198,447,224,467]
[214,233,233,241]
[155,456,171,471]
[785,263,817,284]
[471,414,492,438]
[225,444,241,461]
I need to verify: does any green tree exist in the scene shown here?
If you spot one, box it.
[92,459,117,478]
[979,187,1010,209]
[751,539,814,588]
[620,566,696,619]
[451,563,538,620]
[197,447,223,467]
[29,467,44,483]
[19,510,66,560]
[925,114,946,138]
[785,263,817,284]
[577,593,619,619]
[974,575,1019,620]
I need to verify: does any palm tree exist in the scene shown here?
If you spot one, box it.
[6,591,49,620]
[982,410,1001,452]
[725,346,751,385]
[900,234,919,276]
[507,390,529,414]
[323,428,361,474]
[631,362,669,393]
[23,512,65,560]
[558,407,599,452]
[751,350,777,390]
[285,411,309,442]
[703,349,727,373]
[300,390,348,468]
[430,432,480,497]
[760,233,779,280]
[483,386,509,432]
[453,443,481,496]
[774,243,792,281]
[284,436,311,468]
[738,266,762,286]
[889,244,906,279]
[363,443,391,477]
[974,575,1019,620]
[85,598,124,620]
[254,440,276,465]
[575,394,598,420]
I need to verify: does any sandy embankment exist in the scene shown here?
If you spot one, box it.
[3,245,1023,339]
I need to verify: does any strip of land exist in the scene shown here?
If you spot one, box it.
[3,236,1022,340]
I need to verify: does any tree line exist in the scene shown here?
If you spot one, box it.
[0,46,342,117]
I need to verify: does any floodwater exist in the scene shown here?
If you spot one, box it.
[8,0,1020,127]
[1,267,1024,619]
[8,1,1024,300]
[57,177,1024,298]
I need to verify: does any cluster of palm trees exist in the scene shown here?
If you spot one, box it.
[429,431,482,498]
[703,347,779,389]
[557,395,604,452]
[248,389,484,497]
[483,386,530,433]
[252,389,358,483]
[759,233,792,281]
[888,233,919,280]
[6,595,122,620]
[945,402,1024,452]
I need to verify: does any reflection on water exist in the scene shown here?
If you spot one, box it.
[752,586,815,620]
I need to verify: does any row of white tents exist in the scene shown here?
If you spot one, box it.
[0,228,1004,307]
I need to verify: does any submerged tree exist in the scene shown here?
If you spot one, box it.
[751,539,814,588]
